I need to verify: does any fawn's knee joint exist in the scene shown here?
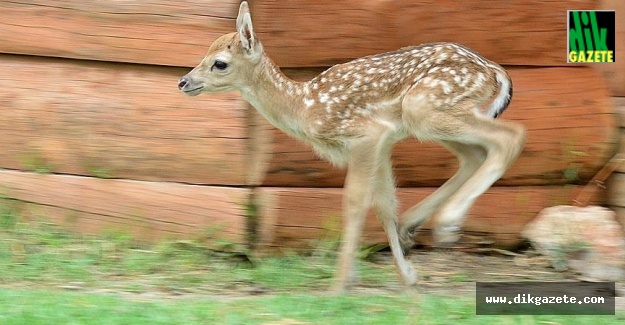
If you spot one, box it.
[399,226,417,254]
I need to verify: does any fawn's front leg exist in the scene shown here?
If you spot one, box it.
[332,144,377,293]
[372,145,417,288]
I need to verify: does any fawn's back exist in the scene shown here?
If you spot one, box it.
[296,42,512,144]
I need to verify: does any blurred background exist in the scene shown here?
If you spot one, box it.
[0,0,623,252]
[0,1,624,322]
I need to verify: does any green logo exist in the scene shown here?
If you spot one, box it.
[568,10,615,63]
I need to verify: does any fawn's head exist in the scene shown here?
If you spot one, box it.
[178,1,262,96]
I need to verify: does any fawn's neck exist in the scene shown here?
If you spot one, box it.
[240,56,309,140]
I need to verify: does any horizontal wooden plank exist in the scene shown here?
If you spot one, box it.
[251,0,595,67]
[259,67,619,187]
[0,0,239,67]
[0,169,250,244]
[0,1,602,69]
[0,54,268,185]
[255,186,604,250]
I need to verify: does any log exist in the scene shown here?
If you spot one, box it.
[251,0,596,67]
[0,54,270,186]
[260,67,619,187]
[255,186,603,250]
[0,1,599,69]
[0,169,250,245]
[0,0,239,67]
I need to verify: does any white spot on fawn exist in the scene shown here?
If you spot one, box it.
[440,81,452,94]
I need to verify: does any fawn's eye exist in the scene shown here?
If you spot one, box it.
[212,60,228,71]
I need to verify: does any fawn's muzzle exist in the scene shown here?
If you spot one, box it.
[178,76,203,96]
[178,77,189,90]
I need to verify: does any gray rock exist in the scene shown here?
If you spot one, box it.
[522,205,625,281]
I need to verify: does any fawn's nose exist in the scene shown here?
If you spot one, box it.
[178,77,189,90]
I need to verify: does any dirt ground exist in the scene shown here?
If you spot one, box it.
[64,248,623,312]
[401,249,586,295]
[366,249,625,311]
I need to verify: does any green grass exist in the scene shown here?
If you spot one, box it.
[0,219,624,324]
[0,219,397,292]
[0,289,413,325]
[0,288,621,325]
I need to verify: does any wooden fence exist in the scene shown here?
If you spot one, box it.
[0,0,622,250]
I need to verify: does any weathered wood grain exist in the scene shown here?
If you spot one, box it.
[251,0,595,67]
[0,0,239,67]
[0,54,270,185]
[255,186,603,250]
[259,67,619,187]
[0,1,599,68]
[0,60,616,188]
[0,169,251,244]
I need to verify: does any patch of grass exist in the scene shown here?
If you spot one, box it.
[0,219,347,292]
[450,272,471,283]
[0,200,19,230]
[0,288,622,325]
[0,218,624,324]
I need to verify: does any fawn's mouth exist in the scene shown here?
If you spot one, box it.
[182,86,204,96]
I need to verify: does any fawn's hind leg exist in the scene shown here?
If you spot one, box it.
[431,116,525,243]
[399,141,486,249]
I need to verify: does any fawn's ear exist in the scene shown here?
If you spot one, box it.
[236,1,257,54]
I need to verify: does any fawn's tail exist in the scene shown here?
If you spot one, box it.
[486,71,513,119]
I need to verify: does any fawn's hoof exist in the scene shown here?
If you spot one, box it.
[433,225,461,246]
[400,264,419,288]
